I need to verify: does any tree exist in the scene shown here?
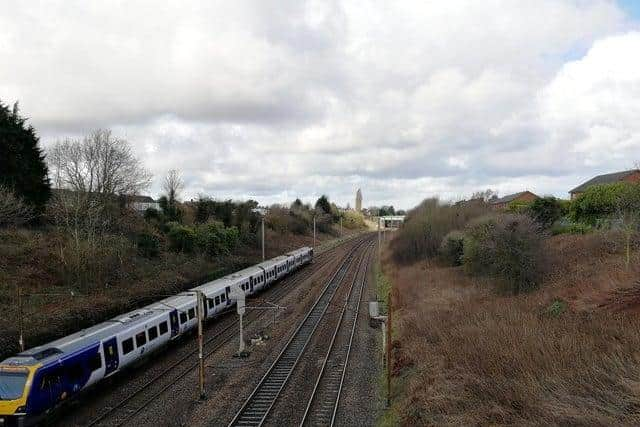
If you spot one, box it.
[471,189,497,202]
[48,129,152,197]
[163,169,184,204]
[0,100,51,214]
[527,197,564,229]
[159,169,184,222]
[315,195,332,215]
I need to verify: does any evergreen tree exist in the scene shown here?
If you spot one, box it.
[315,195,332,215]
[0,100,51,213]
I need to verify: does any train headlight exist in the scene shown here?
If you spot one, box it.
[14,406,26,414]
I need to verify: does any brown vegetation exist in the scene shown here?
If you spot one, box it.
[384,231,640,426]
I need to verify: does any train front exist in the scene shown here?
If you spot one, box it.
[0,361,37,427]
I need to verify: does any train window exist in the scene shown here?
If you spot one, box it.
[159,321,169,335]
[122,338,134,354]
[214,296,220,305]
[136,331,147,347]
[180,312,187,324]
[188,308,195,320]
[208,299,214,309]
[220,294,226,302]
[66,364,84,383]
[89,353,102,371]
[148,326,158,341]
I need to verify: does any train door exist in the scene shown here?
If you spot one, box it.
[225,287,231,305]
[170,310,180,337]
[249,277,254,293]
[103,337,119,376]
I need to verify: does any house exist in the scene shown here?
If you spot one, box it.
[569,169,640,200]
[489,191,539,210]
[125,195,160,213]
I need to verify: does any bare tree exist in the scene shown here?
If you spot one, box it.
[0,186,33,227]
[163,169,184,204]
[48,129,152,196]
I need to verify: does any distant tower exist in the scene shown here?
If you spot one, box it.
[355,188,362,212]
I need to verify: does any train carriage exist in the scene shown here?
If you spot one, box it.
[0,246,314,426]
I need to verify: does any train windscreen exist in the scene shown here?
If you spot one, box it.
[0,368,28,400]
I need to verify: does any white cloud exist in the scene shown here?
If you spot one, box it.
[0,1,637,209]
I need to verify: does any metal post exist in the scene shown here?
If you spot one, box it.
[239,312,245,353]
[196,291,206,400]
[18,287,24,352]
[340,216,343,235]
[386,289,392,407]
[313,216,316,248]
[261,216,265,261]
[377,217,381,264]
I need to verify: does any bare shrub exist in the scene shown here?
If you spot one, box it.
[439,230,465,266]
[390,198,491,264]
[0,186,33,227]
[463,214,545,293]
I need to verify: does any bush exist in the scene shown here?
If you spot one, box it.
[506,200,531,214]
[195,221,240,256]
[439,230,465,266]
[143,207,160,221]
[0,186,33,227]
[391,198,491,264]
[167,225,196,252]
[570,183,640,225]
[528,196,565,228]
[463,214,545,294]
[136,232,160,258]
[550,222,593,235]
[341,210,366,229]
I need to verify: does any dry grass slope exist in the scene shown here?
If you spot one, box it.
[384,233,640,426]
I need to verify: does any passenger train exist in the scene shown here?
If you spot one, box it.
[0,247,313,426]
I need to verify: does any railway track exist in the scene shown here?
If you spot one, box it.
[300,241,373,427]
[83,235,370,427]
[228,239,374,427]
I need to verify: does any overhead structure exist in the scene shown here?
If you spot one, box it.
[378,215,405,229]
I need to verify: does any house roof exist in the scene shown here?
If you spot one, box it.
[126,195,156,203]
[490,191,535,205]
[570,169,639,194]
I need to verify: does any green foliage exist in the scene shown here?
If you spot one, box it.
[0,100,51,214]
[194,197,259,239]
[547,299,567,317]
[341,210,366,229]
[143,207,160,221]
[136,232,160,258]
[439,230,465,266]
[527,196,565,228]
[315,195,332,215]
[158,195,183,222]
[550,222,593,235]
[195,221,240,256]
[390,198,492,264]
[167,224,196,252]
[506,200,531,214]
[463,214,544,294]
[570,183,640,225]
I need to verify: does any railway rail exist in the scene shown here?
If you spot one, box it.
[228,238,374,427]
[300,241,373,426]
[82,234,370,427]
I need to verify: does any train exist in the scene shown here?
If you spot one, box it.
[0,246,314,427]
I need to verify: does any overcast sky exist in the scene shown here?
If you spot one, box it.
[2,1,640,209]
